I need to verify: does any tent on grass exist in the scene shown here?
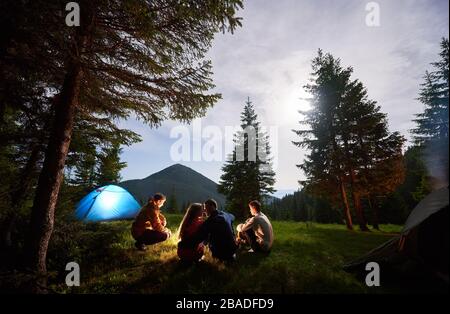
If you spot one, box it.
[343,187,449,284]
[75,185,141,222]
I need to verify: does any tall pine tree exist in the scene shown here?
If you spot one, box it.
[294,50,354,229]
[166,188,179,214]
[412,38,449,186]
[96,143,127,186]
[219,98,275,218]
[8,0,244,290]
[294,50,405,230]
[338,73,405,230]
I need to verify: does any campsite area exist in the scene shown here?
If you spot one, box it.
[3,215,442,294]
[1,0,448,296]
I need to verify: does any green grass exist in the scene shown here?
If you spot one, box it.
[50,215,405,294]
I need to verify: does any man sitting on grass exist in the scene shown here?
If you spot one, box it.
[236,200,273,253]
[186,199,237,262]
[131,193,172,251]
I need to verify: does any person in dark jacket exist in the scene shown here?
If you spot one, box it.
[186,199,237,262]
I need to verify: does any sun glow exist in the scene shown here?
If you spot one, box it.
[278,89,312,126]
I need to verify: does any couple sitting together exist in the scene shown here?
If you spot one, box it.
[131,193,274,262]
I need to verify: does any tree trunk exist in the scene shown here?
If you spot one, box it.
[355,194,369,231]
[2,213,15,249]
[24,3,95,292]
[339,178,353,230]
[2,144,42,249]
[368,196,380,230]
[24,62,82,292]
[349,169,369,231]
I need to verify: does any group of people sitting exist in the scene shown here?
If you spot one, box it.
[131,193,274,262]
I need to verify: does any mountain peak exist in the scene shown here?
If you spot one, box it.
[150,163,202,179]
[119,164,226,208]
[166,163,189,170]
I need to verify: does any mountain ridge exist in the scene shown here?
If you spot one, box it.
[119,164,226,210]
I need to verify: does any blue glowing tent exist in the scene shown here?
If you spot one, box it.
[75,185,141,222]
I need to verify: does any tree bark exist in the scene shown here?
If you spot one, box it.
[24,62,82,292]
[24,3,95,292]
[349,168,369,231]
[2,144,42,248]
[339,177,353,230]
[368,196,380,230]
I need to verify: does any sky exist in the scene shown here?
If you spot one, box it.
[118,0,449,197]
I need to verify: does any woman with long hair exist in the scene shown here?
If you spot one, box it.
[177,203,205,262]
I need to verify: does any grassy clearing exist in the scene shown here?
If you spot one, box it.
[50,215,405,294]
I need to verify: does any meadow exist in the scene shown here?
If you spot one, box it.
[35,214,415,294]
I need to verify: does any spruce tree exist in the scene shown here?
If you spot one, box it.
[294,50,405,231]
[9,0,244,288]
[72,149,97,189]
[412,38,449,185]
[338,75,405,230]
[218,98,276,218]
[293,50,354,229]
[167,190,179,214]
[96,143,127,186]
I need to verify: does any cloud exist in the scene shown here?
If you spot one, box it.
[119,0,449,191]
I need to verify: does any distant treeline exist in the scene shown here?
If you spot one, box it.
[267,145,431,226]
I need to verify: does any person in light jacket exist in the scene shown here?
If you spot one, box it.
[236,200,273,253]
